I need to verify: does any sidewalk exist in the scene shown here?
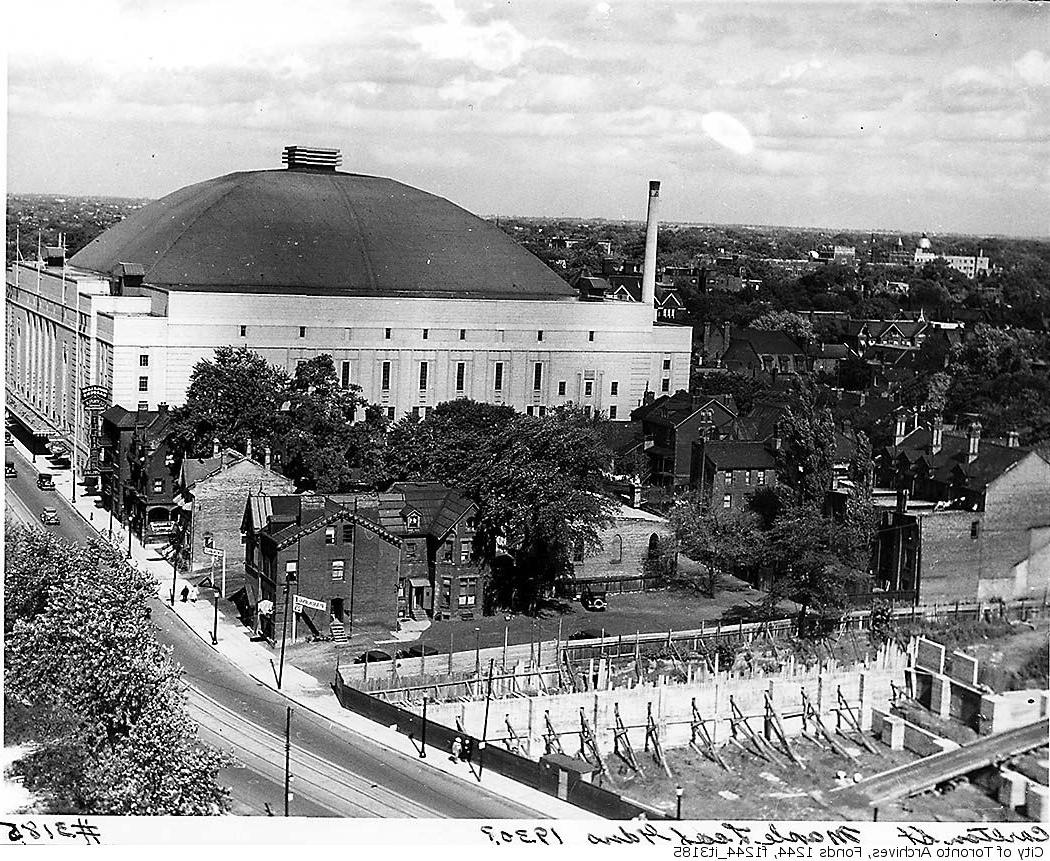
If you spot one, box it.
[14,442,598,820]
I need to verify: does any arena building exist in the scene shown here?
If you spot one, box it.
[5,147,691,482]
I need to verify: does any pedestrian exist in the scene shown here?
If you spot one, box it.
[450,736,462,762]
[180,585,190,603]
[188,584,199,602]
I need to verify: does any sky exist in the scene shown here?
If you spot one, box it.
[6,0,1050,235]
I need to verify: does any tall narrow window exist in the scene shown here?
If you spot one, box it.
[299,326,306,338]
[331,560,345,581]
[584,380,593,397]
[533,362,542,391]
[609,406,617,419]
[419,361,429,390]
[385,327,392,340]
[422,328,429,340]
[138,376,148,391]
[240,325,247,337]
[341,361,350,389]
[558,381,566,396]
[459,329,466,340]
[588,330,595,342]
[661,378,670,392]
[139,354,149,367]
[494,362,504,392]
[456,362,466,393]
[610,381,619,396]
[537,330,544,341]
[381,361,391,391]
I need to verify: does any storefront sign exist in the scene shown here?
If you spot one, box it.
[293,595,326,612]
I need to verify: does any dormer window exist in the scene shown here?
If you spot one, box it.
[407,512,420,530]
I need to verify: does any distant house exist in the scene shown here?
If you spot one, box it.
[173,445,296,590]
[631,390,738,490]
[718,328,808,377]
[808,342,854,376]
[692,439,779,511]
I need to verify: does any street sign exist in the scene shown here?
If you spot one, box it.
[293,595,326,612]
[202,547,225,558]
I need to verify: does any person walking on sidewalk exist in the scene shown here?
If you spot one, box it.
[450,736,462,762]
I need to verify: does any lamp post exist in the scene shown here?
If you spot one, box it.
[284,706,294,816]
[277,570,297,690]
[676,784,684,820]
[420,698,428,759]
[474,626,481,678]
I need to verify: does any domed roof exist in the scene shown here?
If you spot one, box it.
[70,169,575,301]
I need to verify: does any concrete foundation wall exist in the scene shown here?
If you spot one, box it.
[424,662,901,761]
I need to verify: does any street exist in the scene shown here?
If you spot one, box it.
[4,443,544,818]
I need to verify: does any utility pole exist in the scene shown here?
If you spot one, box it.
[284,706,293,816]
[478,658,495,781]
[420,698,428,759]
[278,571,297,689]
[210,556,218,644]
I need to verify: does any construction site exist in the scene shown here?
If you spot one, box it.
[334,604,1049,821]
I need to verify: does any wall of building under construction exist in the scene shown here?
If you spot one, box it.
[414,646,908,763]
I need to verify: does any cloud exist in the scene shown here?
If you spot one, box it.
[412,0,547,72]
[701,112,755,156]
[1014,50,1050,87]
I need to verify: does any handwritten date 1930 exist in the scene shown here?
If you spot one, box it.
[480,826,564,847]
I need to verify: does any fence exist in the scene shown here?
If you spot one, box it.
[332,674,671,820]
[554,574,662,598]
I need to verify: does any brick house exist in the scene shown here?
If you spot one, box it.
[242,493,403,642]
[631,390,738,490]
[691,439,778,512]
[173,444,295,590]
[569,506,671,589]
[702,325,807,377]
[99,404,178,542]
[873,419,1050,601]
[374,482,484,621]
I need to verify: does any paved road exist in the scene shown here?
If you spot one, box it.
[841,717,1050,805]
[4,444,543,818]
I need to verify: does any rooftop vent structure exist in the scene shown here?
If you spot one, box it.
[282,146,342,171]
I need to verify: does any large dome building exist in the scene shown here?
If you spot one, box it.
[6,147,691,478]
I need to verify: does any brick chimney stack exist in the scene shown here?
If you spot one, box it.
[929,416,943,456]
[212,438,220,458]
[967,420,982,463]
[264,447,272,470]
[893,409,907,446]
[1006,429,1020,448]
[245,437,253,460]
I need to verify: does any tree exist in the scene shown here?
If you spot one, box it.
[777,382,837,507]
[168,346,289,458]
[4,526,230,814]
[749,310,815,343]
[281,355,376,492]
[670,502,766,597]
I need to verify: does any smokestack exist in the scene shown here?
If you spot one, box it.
[967,420,982,463]
[642,180,660,310]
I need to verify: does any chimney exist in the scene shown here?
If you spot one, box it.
[157,402,169,413]
[264,446,272,470]
[641,180,660,310]
[929,416,943,455]
[894,410,907,446]
[896,487,909,515]
[1006,429,1019,448]
[212,438,220,458]
[245,437,253,460]
[967,420,982,463]
[771,421,782,452]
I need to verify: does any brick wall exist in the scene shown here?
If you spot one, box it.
[187,460,295,588]
[575,516,669,581]
[918,511,982,602]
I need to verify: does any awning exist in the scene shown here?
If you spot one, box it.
[5,389,60,438]
[408,577,429,588]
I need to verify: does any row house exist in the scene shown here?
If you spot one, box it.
[691,439,779,512]
[241,482,484,643]
[874,416,1050,602]
[98,404,178,542]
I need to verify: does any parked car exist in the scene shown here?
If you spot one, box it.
[40,507,60,526]
[5,461,15,478]
[580,586,608,612]
[568,628,605,641]
[396,643,439,659]
[36,473,56,491]
[353,650,392,664]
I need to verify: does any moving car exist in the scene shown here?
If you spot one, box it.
[36,473,56,491]
[40,507,60,526]
[5,461,15,478]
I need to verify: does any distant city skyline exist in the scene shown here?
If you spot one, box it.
[7,1,1049,237]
